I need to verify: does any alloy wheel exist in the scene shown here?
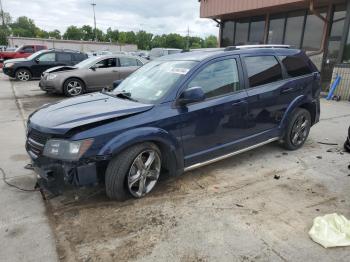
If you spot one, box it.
[67,81,83,96]
[17,71,30,81]
[127,150,161,198]
[290,114,309,146]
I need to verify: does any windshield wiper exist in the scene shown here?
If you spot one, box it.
[116,91,139,102]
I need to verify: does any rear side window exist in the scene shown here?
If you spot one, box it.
[188,58,241,99]
[119,57,139,67]
[244,56,283,87]
[57,53,72,62]
[279,55,313,77]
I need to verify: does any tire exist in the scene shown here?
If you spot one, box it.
[15,68,32,81]
[282,108,311,150]
[344,140,350,153]
[63,78,85,97]
[105,142,161,200]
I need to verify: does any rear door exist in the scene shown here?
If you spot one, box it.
[179,56,250,166]
[56,52,73,66]
[117,57,141,80]
[241,53,311,138]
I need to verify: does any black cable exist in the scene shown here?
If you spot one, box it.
[1,167,38,192]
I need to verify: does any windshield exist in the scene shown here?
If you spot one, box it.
[75,56,98,69]
[112,60,197,104]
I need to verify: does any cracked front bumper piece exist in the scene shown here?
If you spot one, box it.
[33,159,98,195]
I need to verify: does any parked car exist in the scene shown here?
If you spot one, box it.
[0,44,47,63]
[345,126,350,152]
[2,49,88,81]
[39,55,147,97]
[26,45,320,199]
[149,48,182,60]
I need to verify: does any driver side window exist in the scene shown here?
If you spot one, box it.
[38,53,56,62]
[187,58,241,99]
[94,58,117,68]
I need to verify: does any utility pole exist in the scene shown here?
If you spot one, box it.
[186,25,190,51]
[91,1,97,41]
[0,0,5,27]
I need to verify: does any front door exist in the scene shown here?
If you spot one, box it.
[179,57,249,167]
[85,58,118,90]
[31,52,56,77]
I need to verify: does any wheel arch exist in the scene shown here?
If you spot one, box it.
[15,67,32,76]
[279,95,317,137]
[63,76,87,89]
[99,127,184,176]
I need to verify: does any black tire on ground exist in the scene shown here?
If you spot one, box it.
[63,78,85,97]
[15,68,32,81]
[282,108,311,151]
[105,142,161,201]
[344,140,350,153]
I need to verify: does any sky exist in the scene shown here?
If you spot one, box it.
[2,0,219,38]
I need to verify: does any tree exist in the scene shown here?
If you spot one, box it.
[203,35,218,48]
[151,35,167,48]
[10,16,38,37]
[63,26,84,40]
[0,12,11,45]
[105,27,119,42]
[136,30,153,50]
[165,33,185,49]
[48,30,61,39]
[81,25,94,41]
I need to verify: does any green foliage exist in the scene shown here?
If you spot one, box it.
[136,31,153,50]
[63,26,84,40]
[10,16,38,37]
[2,13,218,50]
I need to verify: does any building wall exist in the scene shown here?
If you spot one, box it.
[7,37,137,53]
[200,0,305,18]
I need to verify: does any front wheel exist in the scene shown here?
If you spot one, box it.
[282,108,311,150]
[15,69,32,81]
[63,78,85,97]
[105,143,161,200]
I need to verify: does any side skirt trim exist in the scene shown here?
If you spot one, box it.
[184,137,279,172]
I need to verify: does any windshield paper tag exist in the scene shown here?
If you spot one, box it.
[168,68,190,75]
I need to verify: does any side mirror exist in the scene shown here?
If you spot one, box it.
[113,79,123,88]
[178,86,205,105]
[90,65,96,71]
[35,58,40,63]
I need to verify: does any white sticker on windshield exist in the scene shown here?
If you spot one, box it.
[168,67,190,75]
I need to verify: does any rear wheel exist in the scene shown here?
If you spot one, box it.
[63,78,85,97]
[15,69,31,81]
[105,143,161,200]
[282,108,311,150]
[344,140,350,153]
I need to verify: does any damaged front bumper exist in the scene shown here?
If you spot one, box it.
[31,156,99,195]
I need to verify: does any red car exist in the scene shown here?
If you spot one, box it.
[0,45,47,68]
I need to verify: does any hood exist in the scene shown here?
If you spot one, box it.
[29,92,153,135]
[4,58,27,64]
[44,66,77,74]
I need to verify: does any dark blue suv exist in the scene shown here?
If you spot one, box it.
[26,46,320,200]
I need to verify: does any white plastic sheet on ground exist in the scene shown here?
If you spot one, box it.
[309,213,350,248]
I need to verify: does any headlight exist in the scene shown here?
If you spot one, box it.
[43,139,94,161]
[47,74,57,80]
[4,63,14,68]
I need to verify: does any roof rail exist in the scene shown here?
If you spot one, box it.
[47,48,82,53]
[224,45,291,51]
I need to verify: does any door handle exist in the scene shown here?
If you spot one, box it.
[231,100,245,106]
[281,87,295,94]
